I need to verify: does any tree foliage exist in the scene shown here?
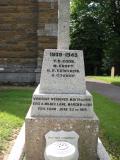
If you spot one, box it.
[70,0,120,75]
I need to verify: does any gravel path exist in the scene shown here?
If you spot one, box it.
[86,80,120,104]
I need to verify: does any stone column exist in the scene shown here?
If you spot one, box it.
[57,0,70,49]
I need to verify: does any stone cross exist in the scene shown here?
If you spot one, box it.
[57,0,70,49]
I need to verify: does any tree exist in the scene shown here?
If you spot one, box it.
[70,0,120,75]
[70,0,105,75]
[99,0,120,75]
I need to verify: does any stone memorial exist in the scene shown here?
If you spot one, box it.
[25,0,99,159]
[31,49,94,118]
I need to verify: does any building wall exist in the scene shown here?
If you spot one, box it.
[0,0,58,84]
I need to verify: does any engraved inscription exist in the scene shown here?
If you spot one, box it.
[32,95,93,114]
[46,52,80,78]
[39,49,86,94]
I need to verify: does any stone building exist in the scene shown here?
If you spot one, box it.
[0,0,58,84]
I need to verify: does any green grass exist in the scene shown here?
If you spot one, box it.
[0,87,120,160]
[88,76,120,86]
[0,87,34,153]
[93,92,120,160]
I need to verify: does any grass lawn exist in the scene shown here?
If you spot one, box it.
[93,92,120,160]
[87,76,120,86]
[0,87,34,155]
[0,87,120,160]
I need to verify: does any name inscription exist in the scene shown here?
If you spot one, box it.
[46,52,80,78]
[32,95,93,113]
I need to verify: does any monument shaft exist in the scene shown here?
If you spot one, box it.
[58,0,70,49]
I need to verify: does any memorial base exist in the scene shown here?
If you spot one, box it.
[25,106,99,160]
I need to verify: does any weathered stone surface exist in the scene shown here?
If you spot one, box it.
[0,73,36,84]
[31,84,94,117]
[0,67,36,73]
[40,49,86,94]
[38,42,57,50]
[38,2,58,10]
[0,0,58,84]
[37,24,57,36]
[0,6,17,13]
[36,0,58,83]
[38,36,57,43]
[0,58,36,65]
[26,107,99,160]
[0,51,37,58]
[0,0,37,5]
[38,9,58,23]
[58,0,70,49]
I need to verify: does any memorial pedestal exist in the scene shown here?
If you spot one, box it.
[25,49,99,160]
[26,107,99,160]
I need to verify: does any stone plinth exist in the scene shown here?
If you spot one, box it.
[25,107,99,160]
[31,85,94,118]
